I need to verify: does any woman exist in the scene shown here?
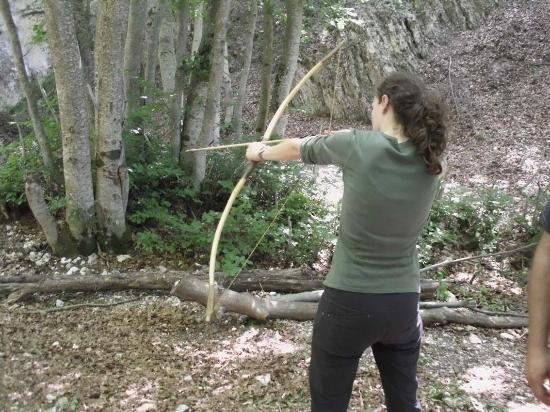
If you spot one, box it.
[246,72,448,411]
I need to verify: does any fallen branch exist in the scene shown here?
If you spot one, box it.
[1,269,438,303]
[20,297,142,314]
[420,243,537,274]
[171,276,527,328]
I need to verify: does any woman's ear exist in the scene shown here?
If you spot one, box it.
[381,94,391,113]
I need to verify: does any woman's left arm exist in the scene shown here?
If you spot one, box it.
[246,139,302,162]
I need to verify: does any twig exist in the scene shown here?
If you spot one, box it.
[420,243,537,273]
[467,307,528,318]
[20,297,141,314]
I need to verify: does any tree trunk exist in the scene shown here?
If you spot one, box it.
[221,42,233,127]
[0,0,62,187]
[123,0,147,123]
[71,0,94,85]
[24,173,59,253]
[71,0,95,128]
[231,0,258,138]
[158,1,177,94]
[255,0,273,133]
[193,0,232,186]
[144,0,162,98]
[43,0,96,254]
[191,1,203,55]
[94,0,129,252]
[179,0,213,170]
[270,0,304,137]
[171,1,190,163]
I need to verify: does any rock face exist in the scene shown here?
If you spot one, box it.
[295,0,502,121]
[0,0,51,109]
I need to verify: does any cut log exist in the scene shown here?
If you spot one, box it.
[3,268,437,302]
[171,277,527,328]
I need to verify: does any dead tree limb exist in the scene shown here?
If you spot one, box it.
[171,277,527,328]
[419,243,537,274]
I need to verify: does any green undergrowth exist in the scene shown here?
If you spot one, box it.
[127,148,337,277]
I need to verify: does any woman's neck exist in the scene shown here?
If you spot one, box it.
[379,125,409,144]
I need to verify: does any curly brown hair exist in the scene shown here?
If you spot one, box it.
[376,72,448,175]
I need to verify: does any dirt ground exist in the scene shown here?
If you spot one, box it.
[2,0,550,411]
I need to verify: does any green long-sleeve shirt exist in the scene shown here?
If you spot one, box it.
[300,129,439,293]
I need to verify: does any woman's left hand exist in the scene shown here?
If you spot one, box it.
[246,142,266,162]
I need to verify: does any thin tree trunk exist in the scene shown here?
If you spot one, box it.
[179,0,214,169]
[171,1,190,163]
[191,1,203,55]
[0,0,62,187]
[43,0,96,254]
[95,0,129,251]
[144,0,162,98]
[270,0,304,137]
[24,173,59,253]
[221,42,233,126]
[70,0,94,88]
[255,0,273,133]
[158,1,177,94]
[231,0,258,138]
[124,0,147,122]
[193,0,232,186]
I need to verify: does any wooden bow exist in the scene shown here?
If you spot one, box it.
[205,40,346,321]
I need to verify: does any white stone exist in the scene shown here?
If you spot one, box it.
[23,240,36,250]
[117,254,131,262]
[60,257,71,264]
[175,404,190,412]
[36,253,51,266]
[468,334,483,344]
[100,270,109,276]
[87,254,98,265]
[55,299,64,308]
[79,267,88,275]
[183,375,193,382]
[500,332,516,341]
[28,251,38,262]
[73,256,81,262]
[67,266,79,276]
[158,265,168,274]
[255,373,271,386]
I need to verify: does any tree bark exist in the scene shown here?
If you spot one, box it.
[270,0,304,137]
[144,0,162,98]
[171,1,190,162]
[43,0,96,254]
[231,0,258,138]
[0,0,62,187]
[158,1,177,94]
[94,0,129,252]
[123,0,147,123]
[255,0,273,133]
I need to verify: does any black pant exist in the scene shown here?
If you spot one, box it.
[309,287,422,412]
